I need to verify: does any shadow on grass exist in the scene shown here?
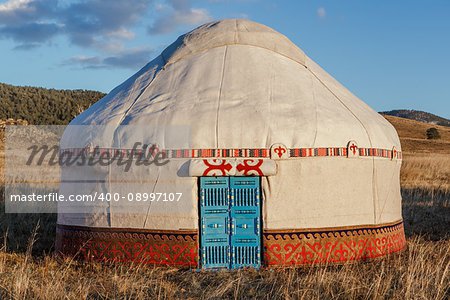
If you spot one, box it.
[0,186,57,256]
[402,188,450,240]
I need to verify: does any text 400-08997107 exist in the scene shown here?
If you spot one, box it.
[94,192,183,202]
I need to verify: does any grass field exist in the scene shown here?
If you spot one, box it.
[0,116,449,299]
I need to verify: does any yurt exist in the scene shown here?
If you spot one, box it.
[56,19,406,269]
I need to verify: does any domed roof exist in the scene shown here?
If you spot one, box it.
[64,19,400,151]
[161,19,306,66]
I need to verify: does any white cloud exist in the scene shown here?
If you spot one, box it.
[317,7,326,19]
[106,28,135,40]
[0,0,212,69]
[64,47,154,69]
[174,8,211,25]
[66,55,102,66]
[62,0,151,49]
[0,0,151,50]
[148,0,212,35]
[0,0,33,12]
[0,0,213,50]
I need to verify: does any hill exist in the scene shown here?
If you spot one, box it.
[0,83,105,125]
[381,109,450,127]
[383,115,450,154]
[384,115,450,193]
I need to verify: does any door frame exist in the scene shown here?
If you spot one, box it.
[198,176,263,269]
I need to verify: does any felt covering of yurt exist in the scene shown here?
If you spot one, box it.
[56,19,406,267]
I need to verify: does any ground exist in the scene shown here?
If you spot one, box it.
[0,116,449,299]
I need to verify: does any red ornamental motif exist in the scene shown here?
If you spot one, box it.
[274,146,287,158]
[392,148,397,160]
[147,144,160,158]
[202,159,233,176]
[56,225,198,266]
[56,221,405,267]
[263,221,406,265]
[349,143,358,155]
[236,159,264,176]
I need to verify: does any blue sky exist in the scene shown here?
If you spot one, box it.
[0,0,449,118]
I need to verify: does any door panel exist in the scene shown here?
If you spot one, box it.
[200,177,230,268]
[230,177,261,269]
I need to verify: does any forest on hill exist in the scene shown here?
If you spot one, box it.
[381,109,450,127]
[0,83,105,125]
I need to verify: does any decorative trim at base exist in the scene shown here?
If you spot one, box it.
[55,221,406,267]
[55,225,198,266]
[263,220,406,266]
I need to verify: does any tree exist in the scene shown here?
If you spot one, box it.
[426,127,441,139]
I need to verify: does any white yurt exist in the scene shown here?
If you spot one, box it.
[56,19,406,269]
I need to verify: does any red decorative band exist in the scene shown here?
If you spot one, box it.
[56,221,406,267]
[55,225,198,266]
[358,148,402,159]
[290,147,347,157]
[263,220,406,266]
[60,147,401,160]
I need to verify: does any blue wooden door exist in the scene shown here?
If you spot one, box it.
[200,176,261,269]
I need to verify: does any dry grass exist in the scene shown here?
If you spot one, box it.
[5,186,448,299]
[401,154,450,193]
[385,115,450,192]
[0,116,449,299]
[0,236,448,299]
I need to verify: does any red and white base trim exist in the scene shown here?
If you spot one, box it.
[55,220,406,267]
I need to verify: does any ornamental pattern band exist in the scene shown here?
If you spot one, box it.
[60,146,402,160]
[55,225,198,266]
[264,220,406,265]
[56,221,406,267]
